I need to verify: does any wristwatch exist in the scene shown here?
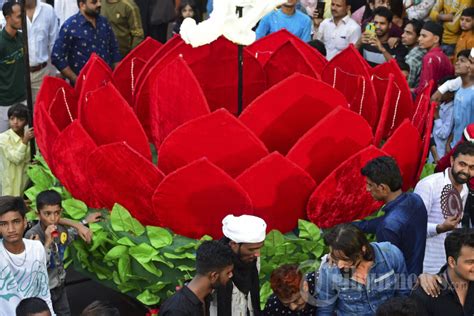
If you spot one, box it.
[81,219,89,226]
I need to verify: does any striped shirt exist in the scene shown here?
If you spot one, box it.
[414,169,468,274]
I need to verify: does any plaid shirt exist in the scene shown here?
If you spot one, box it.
[405,46,426,88]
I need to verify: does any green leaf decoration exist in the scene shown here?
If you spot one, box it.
[118,255,131,283]
[138,261,163,277]
[163,252,195,260]
[259,281,272,310]
[146,226,173,249]
[62,198,88,219]
[110,204,145,236]
[129,243,158,264]
[137,289,160,305]
[104,245,128,261]
[117,236,137,247]
[27,163,55,189]
[298,219,321,240]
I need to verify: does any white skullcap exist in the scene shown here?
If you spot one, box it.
[222,214,267,244]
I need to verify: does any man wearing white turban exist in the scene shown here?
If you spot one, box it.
[210,214,267,316]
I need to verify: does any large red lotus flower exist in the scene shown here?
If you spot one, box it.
[35,32,434,238]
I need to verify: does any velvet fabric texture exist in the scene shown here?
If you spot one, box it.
[113,37,162,106]
[152,158,252,239]
[412,80,434,136]
[51,121,102,208]
[86,142,164,226]
[321,45,379,129]
[287,107,374,184]
[35,76,75,111]
[34,103,60,174]
[416,101,436,181]
[158,109,268,178]
[80,82,152,161]
[240,73,346,155]
[48,86,78,131]
[264,41,320,88]
[236,152,316,233]
[382,119,422,191]
[307,145,385,228]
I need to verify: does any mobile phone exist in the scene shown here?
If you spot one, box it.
[314,0,326,18]
[365,22,376,37]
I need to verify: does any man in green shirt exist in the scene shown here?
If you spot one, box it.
[0,2,26,133]
[101,0,144,57]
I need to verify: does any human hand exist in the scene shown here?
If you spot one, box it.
[22,127,34,144]
[369,36,384,52]
[418,273,442,297]
[387,37,399,49]
[77,224,93,244]
[44,224,58,247]
[85,212,102,224]
[437,214,462,234]
[439,13,453,22]
[431,90,442,103]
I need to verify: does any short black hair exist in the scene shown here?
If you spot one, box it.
[308,39,327,57]
[461,7,474,17]
[195,240,233,275]
[453,141,474,159]
[36,190,62,211]
[7,104,28,120]
[376,296,422,316]
[2,1,20,18]
[373,7,393,23]
[361,156,402,191]
[445,228,474,262]
[405,19,424,37]
[457,49,472,60]
[80,301,119,316]
[16,297,50,316]
[0,196,27,218]
[77,0,87,8]
[323,224,375,263]
[397,60,410,73]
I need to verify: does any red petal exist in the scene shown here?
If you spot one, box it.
[240,73,347,154]
[307,145,385,228]
[412,81,434,136]
[80,82,151,161]
[51,121,102,207]
[86,142,164,225]
[147,56,210,149]
[248,29,326,73]
[264,40,321,88]
[34,103,60,173]
[416,102,436,181]
[158,109,268,177]
[48,86,78,131]
[113,37,162,105]
[152,158,253,239]
[321,45,379,129]
[382,119,422,191]
[236,152,315,233]
[35,76,74,111]
[287,107,373,183]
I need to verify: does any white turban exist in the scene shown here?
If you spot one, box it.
[222,214,267,244]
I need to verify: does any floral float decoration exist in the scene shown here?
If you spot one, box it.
[30,31,435,306]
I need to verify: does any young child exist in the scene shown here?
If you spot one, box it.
[25,190,101,316]
[0,103,34,196]
[430,76,456,163]
[172,1,198,35]
[0,196,54,316]
[454,8,474,63]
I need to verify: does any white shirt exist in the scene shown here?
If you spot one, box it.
[26,2,59,66]
[316,15,361,60]
[54,0,78,27]
[438,76,462,94]
[0,239,55,316]
[414,169,468,274]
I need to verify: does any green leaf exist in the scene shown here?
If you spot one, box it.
[199,235,213,242]
[24,186,44,203]
[139,261,163,277]
[27,164,54,189]
[176,265,195,272]
[163,252,195,260]
[146,226,172,249]
[146,281,168,292]
[89,231,109,251]
[265,230,285,247]
[137,289,160,306]
[118,255,131,283]
[89,222,104,233]
[298,220,321,241]
[104,245,128,261]
[110,204,145,236]
[117,237,137,247]
[151,255,174,268]
[259,281,273,309]
[62,198,88,219]
[129,243,158,264]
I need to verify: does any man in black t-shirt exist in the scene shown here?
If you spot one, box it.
[159,241,234,316]
[356,7,408,67]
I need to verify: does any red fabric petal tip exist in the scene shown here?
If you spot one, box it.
[158,109,269,178]
[113,37,162,105]
[48,86,78,131]
[153,158,253,239]
[264,40,321,88]
[144,56,210,149]
[86,142,164,225]
[240,73,347,155]
[382,119,422,191]
[416,102,436,181]
[35,76,74,110]
[236,152,315,233]
[287,107,373,183]
[34,103,60,173]
[80,82,151,161]
[51,120,102,207]
[321,45,378,129]
[412,81,434,136]
[307,145,386,228]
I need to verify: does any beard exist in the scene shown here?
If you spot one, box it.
[451,167,470,184]
[84,7,100,17]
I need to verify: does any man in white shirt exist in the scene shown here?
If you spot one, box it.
[0,196,54,316]
[25,0,59,102]
[316,0,361,60]
[54,0,78,27]
[414,141,474,274]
